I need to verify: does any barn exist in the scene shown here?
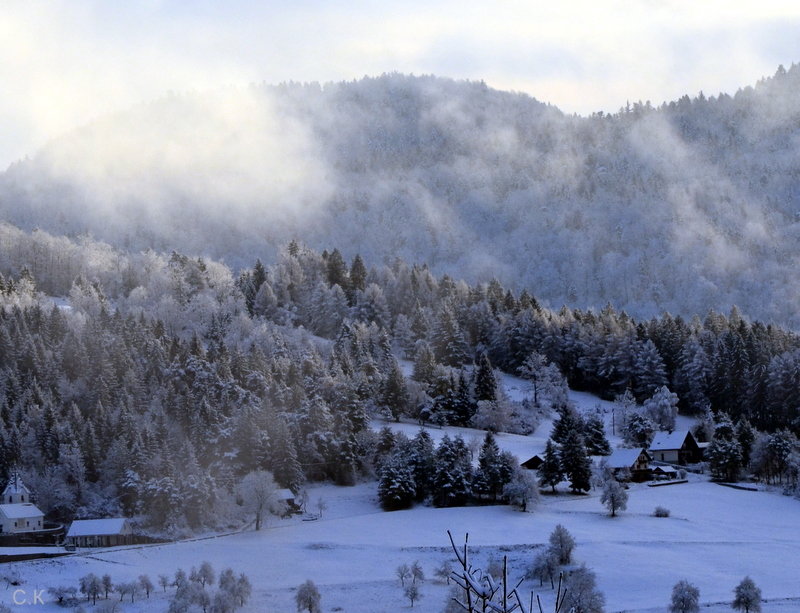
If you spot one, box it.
[66,518,133,548]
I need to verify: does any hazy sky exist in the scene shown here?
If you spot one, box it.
[2,1,800,168]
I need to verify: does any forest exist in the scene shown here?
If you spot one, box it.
[3,66,800,325]
[1,226,799,533]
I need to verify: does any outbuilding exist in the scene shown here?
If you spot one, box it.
[66,518,133,548]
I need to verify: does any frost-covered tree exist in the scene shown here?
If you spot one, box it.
[562,565,605,613]
[295,580,321,613]
[548,524,576,565]
[622,413,656,448]
[644,386,679,432]
[378,453,416,511]
[583,413,612,455]
[503,467,540,512]
[432,435,473,507]
[238,470,281,531]
[669,579,700,613]
[404,583,421,607]
[732,576,762,613]
[600,474,628,517]
[529,547,559,588]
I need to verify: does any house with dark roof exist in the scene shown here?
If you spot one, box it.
[520,454,544,470]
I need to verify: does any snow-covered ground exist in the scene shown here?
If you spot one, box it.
[2,371,797,612]
[4,480,799,612]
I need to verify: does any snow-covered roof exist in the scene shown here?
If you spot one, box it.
[650,431,690,451]
[653,465,678,473]
[605,448,648,469]
[2,473,30,497]
[67,518,129,537]
[0,503,43,519]
[276,489,294,501]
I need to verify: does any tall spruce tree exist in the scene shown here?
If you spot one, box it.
[560,430,592,493]
[538,439,564,493]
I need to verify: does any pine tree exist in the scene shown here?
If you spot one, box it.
[381,362,409,421]
[473,353,498,402]
[633,340,668,400]
[432,435,472,507]
[551,405,582,446]
[408,430,435,501]
[326,248,349,291]
[583,413,611,455]
[735,418,756,468]
[538,439,564,493]
[560,430,592,493]
[378,453,416,511]
[431,305,469,367]
[349,254,367,295]
[472,432,505,501]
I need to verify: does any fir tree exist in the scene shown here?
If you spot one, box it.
[560,430,592,493]
[378,453,416,511]
[538,439,564,493]
[583,413,612,455]
[473,353,498,402]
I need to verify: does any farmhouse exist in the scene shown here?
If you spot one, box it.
[520,454,543,470]
[605,448,652,481]
[0,473,45,534]
[66,518,133,548]
[649,430,701,464]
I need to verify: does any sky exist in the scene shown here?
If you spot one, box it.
[2,1,800,169]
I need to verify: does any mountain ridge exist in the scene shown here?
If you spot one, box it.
[2,67,800,325]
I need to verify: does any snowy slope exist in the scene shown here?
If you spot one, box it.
[3,371,794,612]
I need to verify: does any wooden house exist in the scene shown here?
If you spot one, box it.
[649,431,701,465]
[66,518,133,548]
[605,448,652,481]
[520,455,544,470]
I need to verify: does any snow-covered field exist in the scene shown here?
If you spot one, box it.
[2,373,798,612]
[4,480,799,612]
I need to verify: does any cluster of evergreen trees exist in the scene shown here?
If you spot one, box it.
[2,234,800,530]
[537,405,610,495]
[376,428,522,511]
[235,244,800,434]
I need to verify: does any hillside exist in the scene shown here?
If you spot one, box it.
[3,68,800,324]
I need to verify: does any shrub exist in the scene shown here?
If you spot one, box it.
[654,506,671,518]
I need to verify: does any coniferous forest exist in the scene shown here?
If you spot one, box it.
[1,227,799,532]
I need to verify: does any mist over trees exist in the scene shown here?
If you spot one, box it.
[3,68,800,325]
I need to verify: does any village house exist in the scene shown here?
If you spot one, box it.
[520,454,544,470]
[0,472,45,534]
[604,448,652,481]
[66,518,133,548]
[649,430,702,464]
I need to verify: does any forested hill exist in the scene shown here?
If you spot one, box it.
[3,67,800,324]
[1,234,799,530]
